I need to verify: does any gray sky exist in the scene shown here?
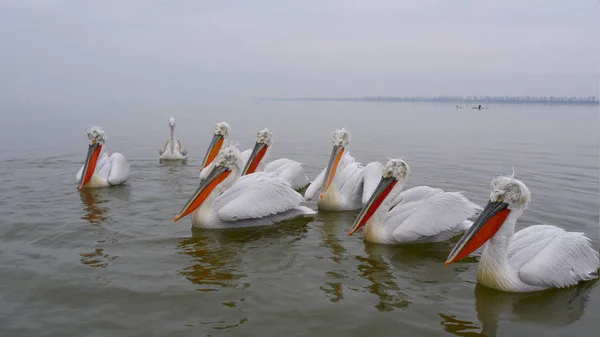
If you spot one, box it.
[1,0,598,105]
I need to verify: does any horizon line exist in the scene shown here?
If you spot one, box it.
[258,95,599,104]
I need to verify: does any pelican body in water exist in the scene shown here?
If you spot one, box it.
[159,117,188,160]
[241,128,310,190]
[348,158,482,244]
[304,128,384,211]
[445,174,600,292]
[175,145,315,229]
[76,126,130,190]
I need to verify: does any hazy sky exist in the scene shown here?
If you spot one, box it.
[1,0,598,106]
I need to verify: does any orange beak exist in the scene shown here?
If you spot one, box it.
[349,175,397,236]
[200,134,224,170]
[444,200,510,266]
[174,165,231,222]
[241,142,268,175]
[320,145,344,199]
[78,143,102,190]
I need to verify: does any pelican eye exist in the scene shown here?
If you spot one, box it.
[497,195,505,203]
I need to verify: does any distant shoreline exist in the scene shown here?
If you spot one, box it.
[260,96,599,105]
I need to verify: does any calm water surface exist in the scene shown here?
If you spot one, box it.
[1,102,599,336]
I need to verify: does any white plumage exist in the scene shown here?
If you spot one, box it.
[498,224,599,290]
[389,191,482,243]
[304,128,384,211]
[159,117,188,160]
[175,145,315,229]
[214,173,308,222]
[76,126,130,189]
[239,128,310,191]
[349,159,481,244]
[198,124,309,191]
[446,174,600,292]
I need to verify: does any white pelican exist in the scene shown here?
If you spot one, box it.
[444,174,600,292]
[304,128,384,211]
[174,145,315,228]
[240,128,310,190]
[159,117,188,160]
[76,126,130,190]
[348,158,482,244]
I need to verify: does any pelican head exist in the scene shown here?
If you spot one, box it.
[174,146,242,222]
[445,173,531,266]
[241,128,274,175]
[87,126,107,145]
[332,128,350,148]
[348,158,410,236]
[79,126,107,190]
[168,117,176,128]
[200,121,230,170]
[320,128,351,198]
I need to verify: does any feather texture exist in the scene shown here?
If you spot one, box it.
[390,191,481,242]
[304,151,374,210]
[263,158,310,191]
[76,150,130,188]
[214,172,306,221]
[359,161,384,205]
[508,225,600,288]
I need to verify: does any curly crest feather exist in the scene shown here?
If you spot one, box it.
[490,171,531,209]
[86,126,107,144]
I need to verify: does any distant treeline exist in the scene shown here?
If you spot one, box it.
[265,95,599,104]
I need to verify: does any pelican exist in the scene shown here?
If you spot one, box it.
[174,145,315,229]
[444,174,600,292]
[76,126,130,190]
[304,128,384,211]
[241,128,310,190]
[159,117,188,160]
[348,158,482,244]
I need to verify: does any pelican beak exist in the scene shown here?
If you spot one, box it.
[200,134,225,170]
[348,175,397,236]
[320,144,344,198]
[444,200,510,266]
[174,165,231,222]
[78,142,102,190]
[241,142,268,175]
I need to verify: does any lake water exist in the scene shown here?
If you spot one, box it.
[1,101,599,337]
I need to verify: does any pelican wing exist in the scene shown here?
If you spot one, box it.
[264,158,310,190]
[359,161,384,205]
[508,225,600,288]
[389,186,444,209]
[213,172,305,221]
[241,149,252,166]
[304,167,326,201]
[76,165,83,183]
[177,140,188,157]
[107,153,130,185]
[335,152,364,202]
[390,192,481,243]
[159,140,169,155]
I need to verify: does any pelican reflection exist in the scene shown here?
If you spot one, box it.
[358,242,411,312]
[316,211,356,303]
[438,280,598,337]
[79,188,107,225]
[176,217,312,291]
[474,281,598,337]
